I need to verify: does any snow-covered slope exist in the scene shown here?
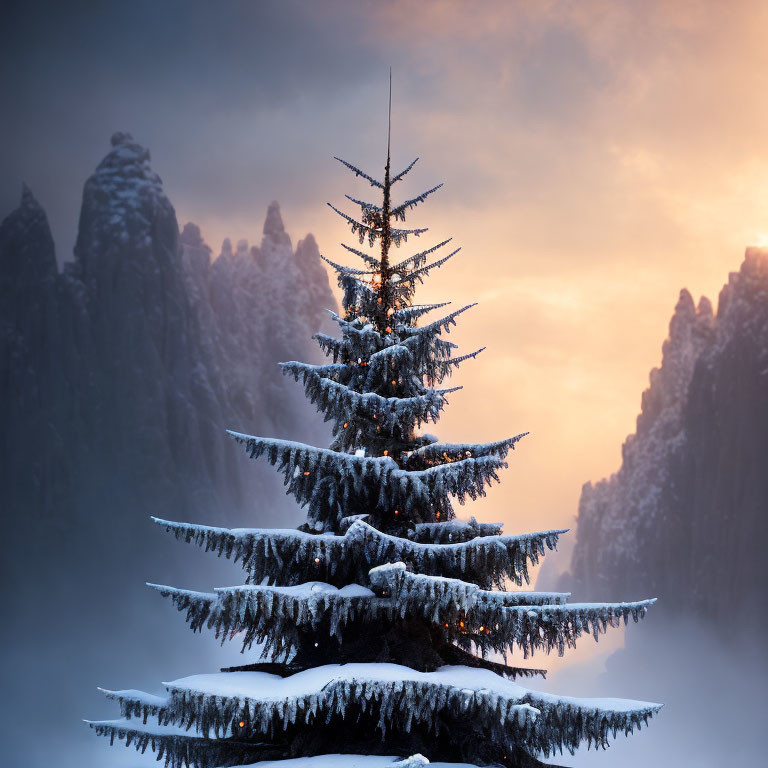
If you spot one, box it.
[566,249,768,626]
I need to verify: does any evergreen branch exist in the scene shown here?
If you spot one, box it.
[396,247,460,285]
[280,360,349,385]
[334,156,384,188]
[392,302,452,322]
[400,303,477,337]
[407,434,528,468]
[439,348,486,370]
[152,566,642,666]
[152,514,566,589]
[487,599,657,659]
[391,238,452,272]
[392,157,419,183]
[340,242,381,269]
[328,203,380,246]
[410,516,504,543]
[439,643,548,680]
[329,203,428,247]
[320,254,369,275]
[297,371,460,433]
[390,183,444,222]
[349,518,565,588]
[100,664,662,760]
[345,193,381,213]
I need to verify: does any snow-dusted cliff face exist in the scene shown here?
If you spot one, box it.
[1,131,336,526]
[567,250,768,625]
[1,132,338,767]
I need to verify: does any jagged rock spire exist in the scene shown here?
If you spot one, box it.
[0,183,57,292]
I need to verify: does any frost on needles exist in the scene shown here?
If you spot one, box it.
[88,125,661,768]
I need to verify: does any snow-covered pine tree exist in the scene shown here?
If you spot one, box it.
[88,110,661,768]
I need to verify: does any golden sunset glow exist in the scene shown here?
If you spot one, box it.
[172,7,767,571]
[160,1,768,557]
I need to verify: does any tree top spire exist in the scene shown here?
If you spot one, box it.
[387,67,392,164]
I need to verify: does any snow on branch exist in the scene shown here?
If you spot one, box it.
[340,242,381,269]
[390,184,444,222]
[410,516,504,543]
[152,515,565,589]
[150,565,615,663]
[149,581,376,657]
[152,517,357,585]
[396,248,461,288]
[484,600,657,659]
[337,274,382,319]
[368,566,573,628]
[400,330,459,382]
[436,348,486,378]
[328,204,428,248]
[392,157,419,183]
[294,371,459,434]
[320,254,369,276]
[391,238,453,273]
[369,562,478,619]
[348,519,564,588]
[313,326,383,363]
[400,304,477,339]
[364,344,415,388]
[344,194,381,228]
[334,156,384,188]
[280,361,349,385]
[345,193,381,213]
[227,431,510,530]
[98,663,661,761]
[86,717,254,768]
[406,434,528,470]
[392,302,451,322]
[328,204,380,247]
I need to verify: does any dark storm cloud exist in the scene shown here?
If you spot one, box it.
[0,0,388,258]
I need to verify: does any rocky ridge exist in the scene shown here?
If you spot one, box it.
[566,249,768,626]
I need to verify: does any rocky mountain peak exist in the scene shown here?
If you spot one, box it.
[264,200,285,235]
[636,287,714,438]
[235,238,250,258]
[220,238,233,259]
[0,184,57,293]
[262,200,292,250]
[74,132,177,290]
[180,222,207,250]
[567,248,768,627]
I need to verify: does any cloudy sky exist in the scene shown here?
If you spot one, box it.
[3,0,768,539]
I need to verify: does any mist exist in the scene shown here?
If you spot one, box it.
[538,615,766,766]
